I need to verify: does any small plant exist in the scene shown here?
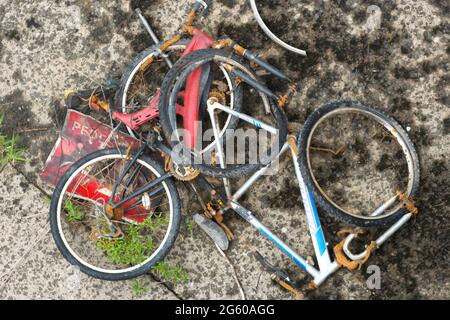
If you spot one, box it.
[142,212,170,231]
[131,279,149,295]
[96,216,161,266]
[64,200,86,223]
[0,113,26,167]
[43,195,52,205]
[153,261,190,284]
[97,225,154,266]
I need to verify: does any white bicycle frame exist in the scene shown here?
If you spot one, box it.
[206,99,415,286]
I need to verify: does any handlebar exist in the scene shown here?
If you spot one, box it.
[213,38,290,82]
[223,64,278,101]
[223,64,297,108]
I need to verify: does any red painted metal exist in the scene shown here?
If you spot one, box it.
[113,28,214,148]
[113,89,186,130]
[66,173,147,223]
[113,90,161,130]
[181,28,213,148]
[43,29,216,224]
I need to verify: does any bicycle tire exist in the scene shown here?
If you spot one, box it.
[159,48,288,178]
[50,148,181,280]
[113,40,189,113]
[297,100,420,227]
[113,40,244,140]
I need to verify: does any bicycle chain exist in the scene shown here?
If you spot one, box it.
[165,157,200,181]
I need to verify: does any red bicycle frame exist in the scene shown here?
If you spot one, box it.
[113,28,214,149]
[64,29,214,224]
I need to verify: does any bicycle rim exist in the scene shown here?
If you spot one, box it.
[305,106,417,221]
[121,44,187,137]
[121,44,237,144]
[165,51,284,177]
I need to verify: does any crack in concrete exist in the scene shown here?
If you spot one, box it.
[12,164,51,197]
[148,272,183,300]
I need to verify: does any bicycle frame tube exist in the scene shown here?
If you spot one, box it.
[181,28,214,149]
[229,141,339,285]
[109,145,146,203]
[289,141,340,284]
[206,99,340,285]
[207,100,278,134]
[112,172,172,209]
[207,99,279,198]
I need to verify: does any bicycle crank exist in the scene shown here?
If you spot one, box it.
[252,251,305,299]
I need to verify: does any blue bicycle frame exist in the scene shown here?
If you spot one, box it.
[206,99,415,287]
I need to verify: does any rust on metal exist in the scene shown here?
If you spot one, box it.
[167,158,200,181]
[287,135,299,156]
[333,239,378,270]
[212,38,234,49]
[160,34,182,52]
[277,95,289,108]
[397,191,419,215]
[185,9,196,26]
[105,204,124,221]
[233,43,246,56]
[336,227,364,239]
[139,56,154,73]
[270,274,305,299]
[180,24,195,36]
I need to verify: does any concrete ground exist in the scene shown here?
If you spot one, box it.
[0,0,448,299]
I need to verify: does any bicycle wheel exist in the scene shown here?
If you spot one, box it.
[114,40,243,140]
[50,148,181,280]
[159,48,288,178]
[298,100,420,227]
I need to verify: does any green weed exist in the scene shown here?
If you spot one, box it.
[95,215,168,266]
[153,261,190,284]
[64,200,86,223]
[97,222,155,266]
[0,113,26,166]
[131,279,149,295]
[95,214,188,284]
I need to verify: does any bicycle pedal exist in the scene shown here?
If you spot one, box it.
[252,251,304,298]
[193,213,229,251]
[271,274,305,299]
[252,251,290,281]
